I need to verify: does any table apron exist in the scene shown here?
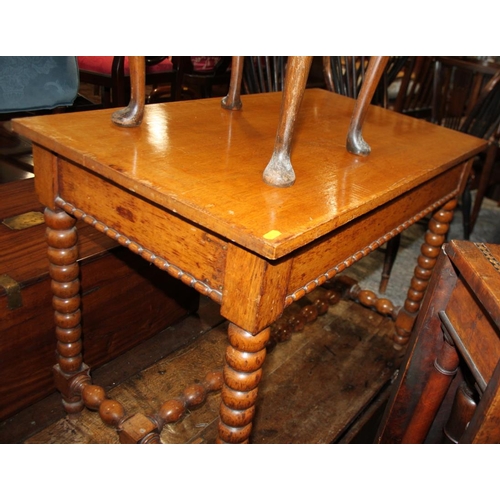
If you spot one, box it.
[56,158,227,302]
[51,157,464,331]
[286,163,465,300]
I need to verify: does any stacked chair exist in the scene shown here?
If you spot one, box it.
[378,57,500,292]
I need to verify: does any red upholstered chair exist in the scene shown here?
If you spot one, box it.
[77,56,181,107]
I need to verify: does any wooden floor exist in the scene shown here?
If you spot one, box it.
[1,288,402,444]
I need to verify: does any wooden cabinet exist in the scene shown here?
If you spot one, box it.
[0,179,199,420]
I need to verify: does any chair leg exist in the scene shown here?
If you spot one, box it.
[462,183,472,240]
[470,143,498,235]
[442,379,477,443]
[379,234,401,293]
[262,56,313,187]
[346,56,389,156]
[221,56,244,111]
[111,57,146,127]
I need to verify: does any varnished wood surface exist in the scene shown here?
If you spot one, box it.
[13,89,487,260]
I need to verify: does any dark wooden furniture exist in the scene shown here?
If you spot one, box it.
[177,56,232,100]
[432,57,500,238]
[0,178,199,421]
[376,240,500,443]
[13,89,486,443]
[393,56,436,119]
[146,57,232,103]
[241,56,287,94]
[323,56,407,108]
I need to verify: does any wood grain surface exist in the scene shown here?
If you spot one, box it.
[13,89,487,259]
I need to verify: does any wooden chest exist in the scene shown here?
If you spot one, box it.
[0,178,199,420]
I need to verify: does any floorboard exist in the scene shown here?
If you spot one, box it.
[18,293,401,444]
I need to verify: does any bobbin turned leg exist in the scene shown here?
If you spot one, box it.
[217,323,270,444]
[45,207,90,414]
[393,199,457,350]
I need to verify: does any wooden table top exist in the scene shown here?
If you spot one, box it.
[13,89,487,259]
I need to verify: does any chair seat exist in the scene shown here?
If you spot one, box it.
[77,57,219,77]
[77,56,180,108]
[77,56,174,76]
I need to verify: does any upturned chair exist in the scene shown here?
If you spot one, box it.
[376,240,500,443]
[379,57,500,292]
[111,56,389,188]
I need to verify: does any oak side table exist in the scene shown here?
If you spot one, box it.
[13,89,487,443]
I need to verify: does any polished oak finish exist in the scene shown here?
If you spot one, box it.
[13,89,486,443]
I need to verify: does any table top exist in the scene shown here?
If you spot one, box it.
[13,89,487,260]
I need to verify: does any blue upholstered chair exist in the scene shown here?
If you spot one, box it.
[0,56,79,115]
[0,57,79,183]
